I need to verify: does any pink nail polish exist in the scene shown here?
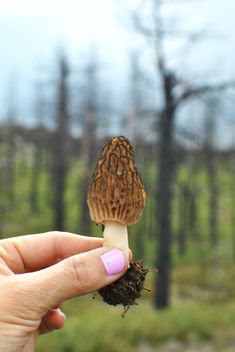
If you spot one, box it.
[101,248,125,276]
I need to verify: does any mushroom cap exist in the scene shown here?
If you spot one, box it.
[87,136,146,226]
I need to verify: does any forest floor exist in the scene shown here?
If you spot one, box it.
[1,163,233,352]
[36,285,235,352]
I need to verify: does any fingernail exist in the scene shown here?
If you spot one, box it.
[101,248,125,276]
[59,311,66,320]
[53,308,66,320]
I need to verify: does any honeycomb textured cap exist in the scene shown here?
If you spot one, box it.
[87,136,146,225]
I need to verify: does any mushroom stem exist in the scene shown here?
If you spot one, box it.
[103,221,129,260]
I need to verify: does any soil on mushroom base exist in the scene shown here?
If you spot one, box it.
[98,261,149,316]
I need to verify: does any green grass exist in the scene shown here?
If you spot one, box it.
[36,294,235,352]
[36,261,235,351]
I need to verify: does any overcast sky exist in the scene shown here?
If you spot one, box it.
[0,0,234,146]
[0,0,133,107]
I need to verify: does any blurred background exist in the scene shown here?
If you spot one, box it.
[0,0,235,351]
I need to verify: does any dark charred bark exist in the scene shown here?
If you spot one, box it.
[79,62,98,234]
[51,55,70,231]
[154,73,175,309]
[30,83,47,214]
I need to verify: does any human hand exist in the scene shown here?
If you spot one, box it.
[0,231,128,352]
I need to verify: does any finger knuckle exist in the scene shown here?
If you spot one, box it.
[66,256,94,295]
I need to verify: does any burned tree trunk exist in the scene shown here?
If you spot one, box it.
[154,73,175,309]
[132,0,235,310]
[29,85,47,214]
[51,55,70,230]
[79,61,98,234]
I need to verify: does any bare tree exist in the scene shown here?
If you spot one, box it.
[51,54,70,230]
[78,59,99,234]
[29,83,47,213]
[133,0,235,308]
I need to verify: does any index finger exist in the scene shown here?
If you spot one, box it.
[0,231,103,274]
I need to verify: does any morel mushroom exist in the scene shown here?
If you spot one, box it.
[87,135,146,260]
[87,136,149,312]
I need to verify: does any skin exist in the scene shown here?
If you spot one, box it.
[0,231,129,352]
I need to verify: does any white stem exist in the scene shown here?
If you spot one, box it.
[103,222,129,261]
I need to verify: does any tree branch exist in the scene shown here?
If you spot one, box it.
[175,81,235,106]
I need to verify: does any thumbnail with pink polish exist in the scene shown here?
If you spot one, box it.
[101,248,125,276]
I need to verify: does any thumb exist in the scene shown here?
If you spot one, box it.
[21,247,127,312]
